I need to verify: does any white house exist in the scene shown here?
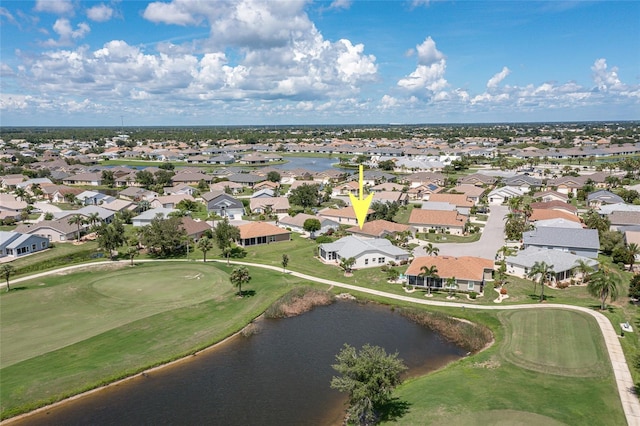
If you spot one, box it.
[0,231,49,258]
[132,207,178,227]
[505,247,599,283]
[318,236,410,269]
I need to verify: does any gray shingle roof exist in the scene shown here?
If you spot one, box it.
[523,227,600,250]
[319,236,408,258]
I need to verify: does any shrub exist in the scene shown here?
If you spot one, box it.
[228,246,247,258]
[469,291,477,299]
[314,236,334,244]
[428,229,436,234]
[380,265,389,272]
[556,281,569,289]
[500,287,508,295]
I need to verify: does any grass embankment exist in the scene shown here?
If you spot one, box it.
[0,262,309,419]
[7,242,103,278]
[264,286,334,318]
[388,308,624,425]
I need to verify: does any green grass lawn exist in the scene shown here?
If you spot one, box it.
[0,261,310,419]
[390,308,625,425]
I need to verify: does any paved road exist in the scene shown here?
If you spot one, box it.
[413,204,509,259]
[4,258,639,426]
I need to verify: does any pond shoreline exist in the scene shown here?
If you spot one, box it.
[2,291,490,425]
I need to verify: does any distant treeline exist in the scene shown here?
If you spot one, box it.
[1,121,638,144]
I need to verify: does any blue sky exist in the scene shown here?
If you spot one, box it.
[1,0,638,126]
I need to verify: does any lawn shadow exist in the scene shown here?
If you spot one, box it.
[8,286,28,292]
[527,293,556,302]
[377,397,411,423]
[239,290,256,298]
[587,303,615,313]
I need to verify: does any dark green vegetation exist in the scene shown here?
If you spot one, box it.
[264,287,334,318]
[331,344,408,425]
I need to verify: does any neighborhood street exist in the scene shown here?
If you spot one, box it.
[413,204,509,260]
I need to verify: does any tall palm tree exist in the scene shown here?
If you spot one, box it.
[86,212,101,230]
[14,187,27,202]
[418,265,439,296]
[230,266,251,297]
[425,243,439,256]
[573,259,595,284]
[587,265,621,310]
[67,214,87,242]
[197,236,213,263]
[627,243,639,271]
[526,261,555,302]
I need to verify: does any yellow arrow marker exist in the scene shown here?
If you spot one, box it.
[348,164,374,229]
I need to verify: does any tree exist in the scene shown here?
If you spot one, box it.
[340,257,356,275]
[303,218,321,238]
[288,183,321,208]
[197,179,209,192]
[0,264,16,292]
[139,215,187,257]
[378,159,395,171]
[101,170,115,187]
[587,265,621,310]
[125,245,139,266]
[44,212,54,221]
[527,261,555,302]
[418,265,439,295]
[330,343,407,425]
[229,266,251,296]
[267,171,281,183]
[67,214,86,242]
[573,259,595,284]
[281,253,289,272]
[135,170,155,189]
[95,219,126,258]
[628,275,640,300]
[86,212,101,230]
[424,243,439,256]
[197,236,213,262]
[214,217,241,265]
[627,243,639,271]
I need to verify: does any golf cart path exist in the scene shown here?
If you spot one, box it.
[5,259,640,425]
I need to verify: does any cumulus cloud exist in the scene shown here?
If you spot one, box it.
[34,0,74,15]
[591,58,623,91]
[41,18,90,47]
[328,0,352,10]
[487,66,511,89]
[397,36,447,97]
[86,4,114,22]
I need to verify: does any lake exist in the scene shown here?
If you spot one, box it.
[12,301,465,426]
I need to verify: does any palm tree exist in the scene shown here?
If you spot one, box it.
[197,236,213,263]
[587,265,621,310]
[418,265,439,296]
[14,187,27,202]
[425,243,439,256]
[339,257,356,275]
[229,266,251,297]
[446,276,457,297]
[573,259,595,284]
[126,245,139,266]
[526,261,555,302]
[627,243,639,271]
[0,264,16,292]
[86,212,101,230]
[67,214,87,242]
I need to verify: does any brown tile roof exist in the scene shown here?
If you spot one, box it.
[238,221,291,239]
[346,220,411,238]
[409,209,467,227]
[318,206,374,219]
[180,217,211,236]
[529,201,577,213]
[529,209,582,223]
[406,256,494,281]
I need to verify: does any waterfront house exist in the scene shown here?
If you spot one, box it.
[405,256,494,293]
[523,227,599,259]
[237,222,291,246]
[318,236,410,269]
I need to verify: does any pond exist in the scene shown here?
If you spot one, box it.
[272,155,352,173]
[13,301,465,426]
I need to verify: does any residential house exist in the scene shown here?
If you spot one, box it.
[502,175,542,192]
[427,193,474,214]
[228,173,266,188]
[46,185,83,203]
[370,182,404,192]
[346,220,414,239]
[534,218,584,229]
[529,209,582,224]
[529,201,578,216]
[548,176,585,195]
[118,187,158,202]
[249,196,290,215]
[487,186,526,205]
[209,181,244,194]
[76,190,115,206]
[333,181,360,197]
[171,172,212,185]
[251,188,275,198]
[0,231,49,258]
[405,256,494,293]
[62,172,103,186]
[163,184,197,196]
[406,183,442,201]
[587,190,624,208]
[15,219,78,242]
[0,194,27,218]
[180,217,211,242]
[450,185,486,204]
[317,206,373,226]
[457,173,497,186]
[318,236,410,269]
[523,227,600,259]
[253,180,280,191]
[54,206,116,224]
[101,199,137,213]
[201,191,245,219]
[609,211,640,231]
[132,207,177,227]
[237,221,291,246]
[408,209,468,235]
[598,203,640,216]
[1,174,25,190]
[150,194,195,209]
[278,213,339,236]
[505,247,599,283]
[533,190,569,203]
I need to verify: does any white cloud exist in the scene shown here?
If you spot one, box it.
[34,0,74,15]
[143,1,203,26]
[86,4,114,22]
[0,7,17,25]
[487,66,511,89]
[397,37,448,98]
[591,58,624,92]
[329,0,352,10]
[41,18,90,47]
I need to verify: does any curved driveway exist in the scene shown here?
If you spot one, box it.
[4,258,640,425]
[413,204,509,260]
